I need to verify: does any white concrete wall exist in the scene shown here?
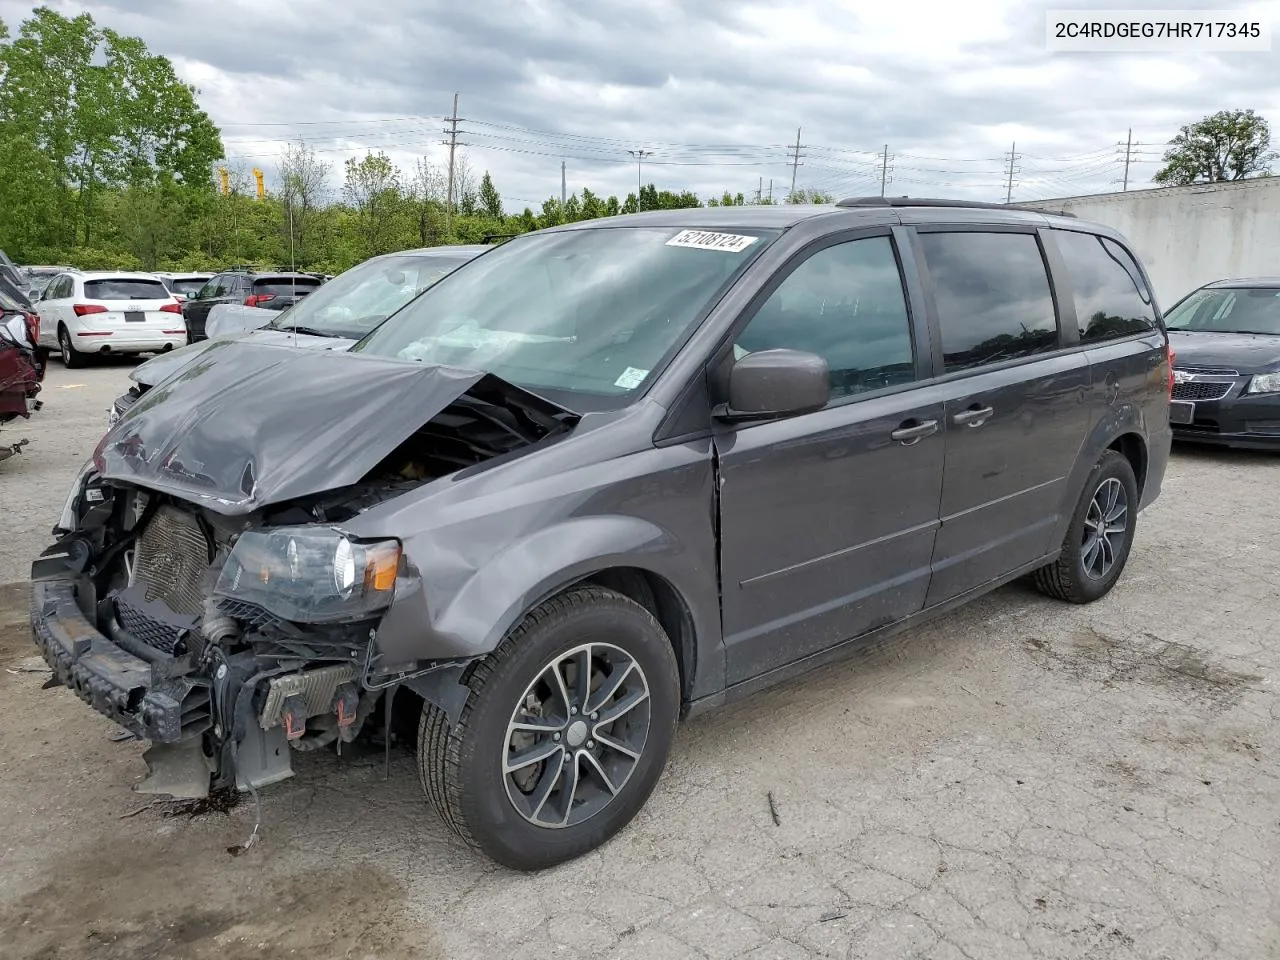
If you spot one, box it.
[1024,177,1280,309]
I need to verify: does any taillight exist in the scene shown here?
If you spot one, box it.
[245,294,275,308]
[73,304,107,316]
[24,312,39,346]
[160,302,182,314]
[1167,343,1176,398]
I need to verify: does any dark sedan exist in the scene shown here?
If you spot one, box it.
[1165,278,1280,449]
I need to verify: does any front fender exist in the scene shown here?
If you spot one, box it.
[378,515,673,660]
[374,513,721,695]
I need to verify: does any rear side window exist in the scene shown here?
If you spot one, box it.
[1051,230,1157,343]
[83,278,170,300]
[253,277,321,296]
[918,231,1058,372]
[735,235,916,400]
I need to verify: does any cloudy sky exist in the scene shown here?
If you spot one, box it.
[3,0,1279,210]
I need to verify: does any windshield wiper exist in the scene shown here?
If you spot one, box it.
[273,325,334,338]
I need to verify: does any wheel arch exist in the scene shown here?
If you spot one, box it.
[1051,408,1151,548]
[1107,431,1148,498]
[476,564,701,707]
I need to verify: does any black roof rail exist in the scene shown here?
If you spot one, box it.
[834,196,1078,218]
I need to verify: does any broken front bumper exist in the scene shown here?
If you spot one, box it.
[29,577,203,742]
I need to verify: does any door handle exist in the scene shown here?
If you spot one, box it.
[890,419,939,444]
[952,405,994,427]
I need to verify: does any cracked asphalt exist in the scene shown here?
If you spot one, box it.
[1,362,1277,960]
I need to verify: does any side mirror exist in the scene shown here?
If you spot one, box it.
[717,348,829,421]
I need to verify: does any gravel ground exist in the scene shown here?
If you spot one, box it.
[0,362,1277,960]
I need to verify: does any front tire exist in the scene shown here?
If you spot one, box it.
[1033,450,1139,604]
[58,325,83,369]
[418,585,680,871]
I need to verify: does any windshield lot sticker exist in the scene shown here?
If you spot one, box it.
[615,366,649,389]
[666,230,759,253]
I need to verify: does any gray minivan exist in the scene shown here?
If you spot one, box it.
[32,199,1172,870]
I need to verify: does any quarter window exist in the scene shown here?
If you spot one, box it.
[919,231,1059,372]
[734,236,916,400]
[1052,230,1157,342]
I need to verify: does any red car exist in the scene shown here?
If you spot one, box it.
[1,287,43,462]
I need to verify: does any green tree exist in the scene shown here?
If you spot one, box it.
[478,171,503,219]
[342,151,406,257]
[277,140,329,267]
[579,187,605,220]
[117,177,184,269]
[1154,109,1277,185]
[103,29,223,188]
[410,158,447,246]
[0,7,223,253]
[0,8,102,246]
[786,188,835,204]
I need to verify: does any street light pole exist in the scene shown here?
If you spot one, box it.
[627,149,652,210]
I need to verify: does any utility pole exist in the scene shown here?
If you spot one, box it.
[443,93,462,236]
[787,127,806,199]
[1003,141,1020,204]
[755,176,762,204]
[879,144,894,197]
[627,148,652,210]
[768,179,773,202]
[561,160,567,208]
[1122,128,1133,191]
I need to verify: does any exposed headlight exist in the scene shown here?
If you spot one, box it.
[214,526,401,623]
[1245,373,1280,394]
[54,458,98,534]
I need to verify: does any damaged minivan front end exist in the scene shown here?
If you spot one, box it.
[31,339,579,799]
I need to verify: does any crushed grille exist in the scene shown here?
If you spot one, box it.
[133,505,214,617]
[115,596,187,654]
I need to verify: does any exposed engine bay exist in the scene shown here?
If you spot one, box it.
[31,372,578,800]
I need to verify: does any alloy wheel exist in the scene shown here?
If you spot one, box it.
[1081,477,1127,580]
[502,642,651,829]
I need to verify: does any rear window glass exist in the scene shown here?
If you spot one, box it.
[252,277,322,296]
[84,279,171,300]
[169,279,207,297]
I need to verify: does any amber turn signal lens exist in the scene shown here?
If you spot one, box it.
[363,541,401,593]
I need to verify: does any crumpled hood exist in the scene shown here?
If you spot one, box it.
[130,329,356,388]
[1169,330,1280,374]
[97,339,489,514]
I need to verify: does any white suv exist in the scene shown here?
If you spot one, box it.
[36,271,187,368]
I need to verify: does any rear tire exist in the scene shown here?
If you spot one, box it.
[417,585,680,871]
[1033,450,1138,604]
[58,325,83,369]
